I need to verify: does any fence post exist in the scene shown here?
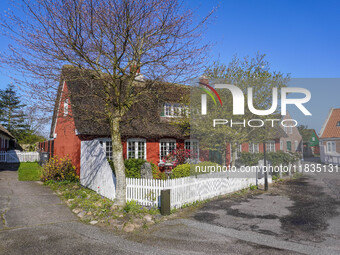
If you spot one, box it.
[160,189,171,215]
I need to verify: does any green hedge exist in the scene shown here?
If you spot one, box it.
[170,161,221,179]
[108,158,158,178]
[238,151,301,167]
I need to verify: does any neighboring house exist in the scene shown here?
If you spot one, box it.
[319,108,340,165]
[38,140,54,157]
[279,112,303,153]
[229,128,287,164]
[301,129,320,157]
[0,124,15,151]
[44,66,192,175]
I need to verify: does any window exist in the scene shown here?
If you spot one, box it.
[97,139,113,160]
[266,141,276,152]
[280,141,283,150]
[185,139,199,159]
[327,141,336,153]
[105,141,113,160]
[283,126,293,134]
[337,121,340,127]
[64,99,69,116]
[163,103,171,117]
[127,139,146,159]
[287,141,291,151]
[161,103,188,117]
[295,140,299,151]
[160,140,176,160]
[249,142,259,153]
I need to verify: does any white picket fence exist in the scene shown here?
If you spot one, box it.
[0,151,40,163]
[126,172,269,209]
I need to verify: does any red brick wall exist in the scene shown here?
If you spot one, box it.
[53,81,82,175]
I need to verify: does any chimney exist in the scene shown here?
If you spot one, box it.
[199,75,209,86]
[130,61,140,74]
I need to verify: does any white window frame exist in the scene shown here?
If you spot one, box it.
[266,140,276,152]
[163,103,172,117]
[159,139,176,160]
[162,103,188,118]
[280,141,283,150]
[97,138,113,160]
[127,138,147,160]
[64,98,69,116]
[184,139,199,159]
[249,142,259,153]
[327,141,336,153]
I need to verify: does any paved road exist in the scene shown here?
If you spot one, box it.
[133,161,340,255]
[1,161,339,255]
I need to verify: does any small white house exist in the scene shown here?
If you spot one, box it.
[319,108,340,165]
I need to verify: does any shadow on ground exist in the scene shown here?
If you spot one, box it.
[0,163,20,171]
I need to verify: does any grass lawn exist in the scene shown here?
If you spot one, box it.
[18,162,42,181]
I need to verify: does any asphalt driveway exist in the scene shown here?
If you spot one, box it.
[0,170,181,255]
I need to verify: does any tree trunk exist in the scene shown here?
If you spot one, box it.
[231,144,237,167]
[221,148,226,166]
[110,117,126,207]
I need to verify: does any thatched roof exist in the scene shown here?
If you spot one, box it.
[0,124,15,139]
[50,66,189,139]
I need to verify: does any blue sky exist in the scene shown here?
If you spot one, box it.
[0,0,339,134]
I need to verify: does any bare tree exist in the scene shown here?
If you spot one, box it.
[0,0,212,206]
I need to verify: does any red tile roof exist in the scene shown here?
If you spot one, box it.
[320,108,340,138]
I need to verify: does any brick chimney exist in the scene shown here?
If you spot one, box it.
[199,75,209,86]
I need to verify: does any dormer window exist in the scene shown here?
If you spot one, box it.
[161,103,188,117]
[64,99,69,116]
[336,121,340,127]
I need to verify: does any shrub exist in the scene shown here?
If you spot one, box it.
[152,164,167,180]
[238,151,301,167]
[170,161,221,179]
[171,163,190,179]
[237,152,261,166]
[163,148,193,167]
[41,156,78,182]
[109,158,160,179]
[124,158,146,178]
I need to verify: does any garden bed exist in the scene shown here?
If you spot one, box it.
[46,181,161,232]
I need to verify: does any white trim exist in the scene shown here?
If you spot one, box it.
[52,81,66,138]
[266,140,276,152]
[96,138,113,160]
[326,141,336,153]
[162,103,188,118]
[159,139,176,160]
[64,98,69,116]
[249,142,260,153]
[319,108,333,138]
[127,138,147,160]
[184,139,200,159]
[320,137,340,141]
